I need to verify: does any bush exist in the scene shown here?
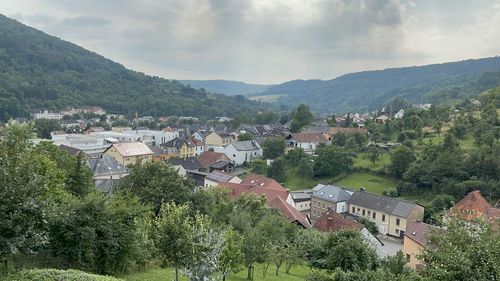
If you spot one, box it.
[0,269,124,281]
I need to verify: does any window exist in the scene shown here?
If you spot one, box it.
[406,254,410,262]
[396,218,400,226]
[396,229,399,234]
[362,209,365,216]
[357,208,360,212]
[352,207,355,213]
[373,212,376,219]
[382,215,386,222]
[368,211,371,216]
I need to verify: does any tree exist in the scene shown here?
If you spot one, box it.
[284,148,308,166]
[290,104,314,132]
[331,133,347,147]
[0,123,64,267]
[65,153,94,197]
[153,203,193,281]
[250,159,267,175]
[34,119,62,139]
[310,230,378,272]
[119,162,195,212]
[267,158,286,183]
[420,218,500,281]
[238,133,254,141]
[314,146,355,177]
[363,145,381,166]
[297,158,314,183]
[389,146,416,178]
[262,139,286,159]
[218,229,244,281]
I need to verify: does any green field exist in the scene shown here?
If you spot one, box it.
[335,172,397,194]
[248,94,286,103]
[353,152,390,172]
[124,264,310,281]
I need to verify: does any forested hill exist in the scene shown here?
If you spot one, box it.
[179,79,272,96]
[253,57,500,113]
[0,15,268,122]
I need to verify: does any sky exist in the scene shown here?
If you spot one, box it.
[1,0,500,84]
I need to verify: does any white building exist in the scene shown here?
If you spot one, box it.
[285,133,330,154]
[91,129,178,147]
[394,109,405,119]
[33,110,62,120]
[222,140,263,166]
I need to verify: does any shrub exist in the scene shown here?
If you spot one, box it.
[0,269,124,281]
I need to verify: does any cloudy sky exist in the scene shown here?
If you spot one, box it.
[1,0,500,84]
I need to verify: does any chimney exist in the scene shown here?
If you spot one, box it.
[327,216,334,227]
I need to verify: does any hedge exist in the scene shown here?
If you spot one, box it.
[0,268,124,281]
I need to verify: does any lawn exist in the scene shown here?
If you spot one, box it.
[124,264,311,281]
[335,172,397,194]
[353,152,390,172]
[282,167,319,190]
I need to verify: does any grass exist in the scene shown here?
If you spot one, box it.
[335,172,398,194]
[248,94,286,103]
[123,264,311,281]
[353,153,390,172]
[282,167,319,190]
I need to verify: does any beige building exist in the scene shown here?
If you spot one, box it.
[205,131,232,147]
[403,222,434,270]
[104,142,153,166]
[347,190,424,237]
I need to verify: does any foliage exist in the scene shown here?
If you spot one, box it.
[297,158,314,183]
[363,145,382,166]
[420,218,500,281]
[267,158,286,183]
[389,146,416,178]
[118,162,195,212]
[262,139,286,159]
[34,119,62,139]
[238,133,254,141]
[0,15,268,122]
[284,148,308,166]
[290,104,314,132]
[250,159,268,175]
[358,218,378,235]
[0,269,124,281]
[314,146,355,177]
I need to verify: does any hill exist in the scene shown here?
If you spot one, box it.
[0,15,268,122]
[179,79,272,96]
[253,57,500,113]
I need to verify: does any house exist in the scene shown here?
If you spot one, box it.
[85,127,106,134]
[103,142,153,166]
[220,175,310,228]
[375,114,391,123]
[394,109,405,119]
[285,133,330,154]
[163,137,205,158]
[447,190,500,224]
[205,131,233,148]
[347,190,424,237]
[204,170,242,187]
[148,145,177,162]
[197,151,234,173]
[94,178,123,195]
[402,222,434,270]
[223,140,262,166]
[310,184,353,223]
[33,110,62,120]
[168,157,202,176]
[58,144,90,160]
[86,154,129,180]
[470,98,481,106]
[290,190,313,213]
[313,208,385,256]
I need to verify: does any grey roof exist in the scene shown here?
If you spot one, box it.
[347,191,418,218]
[290,190,312,201]
[95,178,123,195]
[210,160,232,169]
[312,184,352,202]
[87,155,127,177]
[206,171,233,182]
[231,140,259,151]
[168,157,202,171]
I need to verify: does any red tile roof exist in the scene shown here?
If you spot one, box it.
[198,151,231,168]
[404,222,433,247]
[448,190,499,222]
[219,176,310,228]
[313,210,364,233]
[329,127,368,135]
[241,174,286,191]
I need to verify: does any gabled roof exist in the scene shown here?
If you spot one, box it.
[168,157,202,171]
[269,196,311,228]
[312,184,352,203]
[328,127,368,135]
[448,190,499,221]
[210,160,232,169]
[59,144,85,157]
[109,142,153,157]
[287,133,329,143]
[404,222,433,247]
[87,155,127,177]
[198,151,231,168]
[313,209,364,233]
[164,137,203,149]
[230,140,260,151]
[347,190,419,218]
[241,174,285,190]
